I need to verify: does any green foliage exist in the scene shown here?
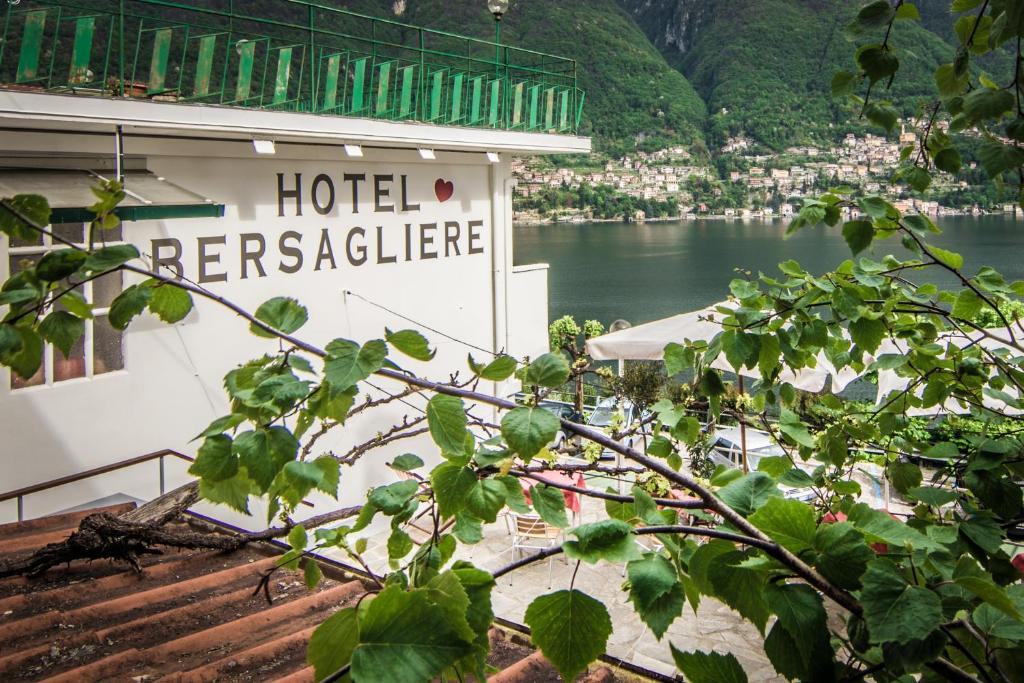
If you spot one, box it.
[524,590,612,681]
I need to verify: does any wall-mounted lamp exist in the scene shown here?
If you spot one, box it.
[418,148,436,160]
[344,144,364,157]
[252,139,276,155]
[486,152,501,163]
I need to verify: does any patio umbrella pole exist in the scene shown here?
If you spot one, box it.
[738,375,749,473]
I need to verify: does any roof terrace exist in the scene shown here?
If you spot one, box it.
[0,0,585,136]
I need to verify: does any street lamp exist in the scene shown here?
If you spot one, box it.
[487,0,509,71]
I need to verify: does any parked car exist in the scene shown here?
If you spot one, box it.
[707,425,817,502]
[586,397,654,460]
[537,399,583,450]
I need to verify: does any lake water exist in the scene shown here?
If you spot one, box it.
[513,215,1024,327]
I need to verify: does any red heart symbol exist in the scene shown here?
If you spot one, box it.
[434,179,454,202]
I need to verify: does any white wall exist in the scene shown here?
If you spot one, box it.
[508,264,550,361]
[0,131,547,525]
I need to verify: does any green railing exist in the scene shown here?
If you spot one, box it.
[0,0,585,135]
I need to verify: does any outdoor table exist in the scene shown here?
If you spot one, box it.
[522,470,586,518]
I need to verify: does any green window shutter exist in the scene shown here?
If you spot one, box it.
[375,60,392,115]
[68,16,96,85]
[528,84,540,130]
[398,65,414,118]
[350,57,368,114]
[321,53,342,111]
[192,34,216,97]
[544,87,555,130]
[448,73,464,123]
[147,28,173,94]
[272,46,293,105]
[558,89,570,131]
[469,75,483,124]
[428,70,444,121]
[488,79,501,127]
[16,10,48,83]
[512,82,524,128]
[234,39,256,102]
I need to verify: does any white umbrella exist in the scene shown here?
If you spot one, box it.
[586,301,835,392]
[873,330,1023,416]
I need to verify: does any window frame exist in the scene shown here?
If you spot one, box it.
[6,223,127,390]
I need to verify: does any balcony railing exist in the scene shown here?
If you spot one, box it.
[0,0,585,135]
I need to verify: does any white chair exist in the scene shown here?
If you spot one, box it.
[509,513,563,587]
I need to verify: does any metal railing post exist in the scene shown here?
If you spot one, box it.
[17,495,23,522]
[118,0,125,96]
[159,454,166,496]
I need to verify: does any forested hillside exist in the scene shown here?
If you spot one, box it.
[620,0,964,150]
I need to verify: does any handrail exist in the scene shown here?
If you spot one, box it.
[0,448,191,504]
[0,447,312,522]
[0,0,585,135]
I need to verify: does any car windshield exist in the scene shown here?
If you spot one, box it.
[589,406,618,427]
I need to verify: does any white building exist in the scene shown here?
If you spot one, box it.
[0,0,589,525]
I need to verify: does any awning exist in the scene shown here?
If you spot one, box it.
[0,169,225,223]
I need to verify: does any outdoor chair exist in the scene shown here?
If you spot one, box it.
[508,512,563,587]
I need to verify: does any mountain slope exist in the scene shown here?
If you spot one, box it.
[621,0,959,150]
[324,0,707,153]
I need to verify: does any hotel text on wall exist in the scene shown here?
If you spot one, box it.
[147,163,489,283]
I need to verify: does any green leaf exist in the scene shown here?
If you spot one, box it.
[860,560,943,644]
[189,434,238,481]
[865,102,899,133]
[474,354,518,381]
[847,503,941,551]
[303,559,322,589]
[524,352,571,388]
[748,497,816,553]
[764,583,832,680]
[194,413,246,440]
[386,328,435,361]
[779,408,815,448]
[842,220,874,255]
[934,147,963,174]
[38,310,84,358]
[962,88,1014,124]
[350,585,474,683]
[627,554,685,639]
[387,528,414,561]
[369,479,420,515]
[108,283,153,330]
[663,342,692,376]
[391,453,424,472]
[901,166,932,192]
[563,519,643,564]
[148,284,193,323]
[0,194,50,241]
[831,70,857,97]
[524,590,612,683]
[888,461,922,495]
[35,249,86,282]
[670,646,748,683]
[501,406,559,459]
[716,472,779,516]
[850,317,886,354]
[973,585,1024,639]
[857,45,899,85]
[531,483,570,528]
[199,469,254,513]
[431,463,478,518]
[426,394,469,456]
[930,245,964,270]
[978,140,1024,177]
[0,324,22,358]
[895,2,920,20]
[250,296,308,338]
[466,478,507,523]
[2,326,42,380]
[83,244,140,272]
[951,289,983,319]
[232,427,298,493]
[324,338,387,393]
[858,196,894,219]
[907,486,957,507]
[307,607,358,681]
[854,1,896,30]
[935,63,967,98]
[814,522,874,590]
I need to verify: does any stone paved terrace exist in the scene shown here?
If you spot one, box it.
[351,470,784,682]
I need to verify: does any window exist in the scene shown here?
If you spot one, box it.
[7,223,125,389]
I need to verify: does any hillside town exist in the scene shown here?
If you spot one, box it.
[513,122,1019,223]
